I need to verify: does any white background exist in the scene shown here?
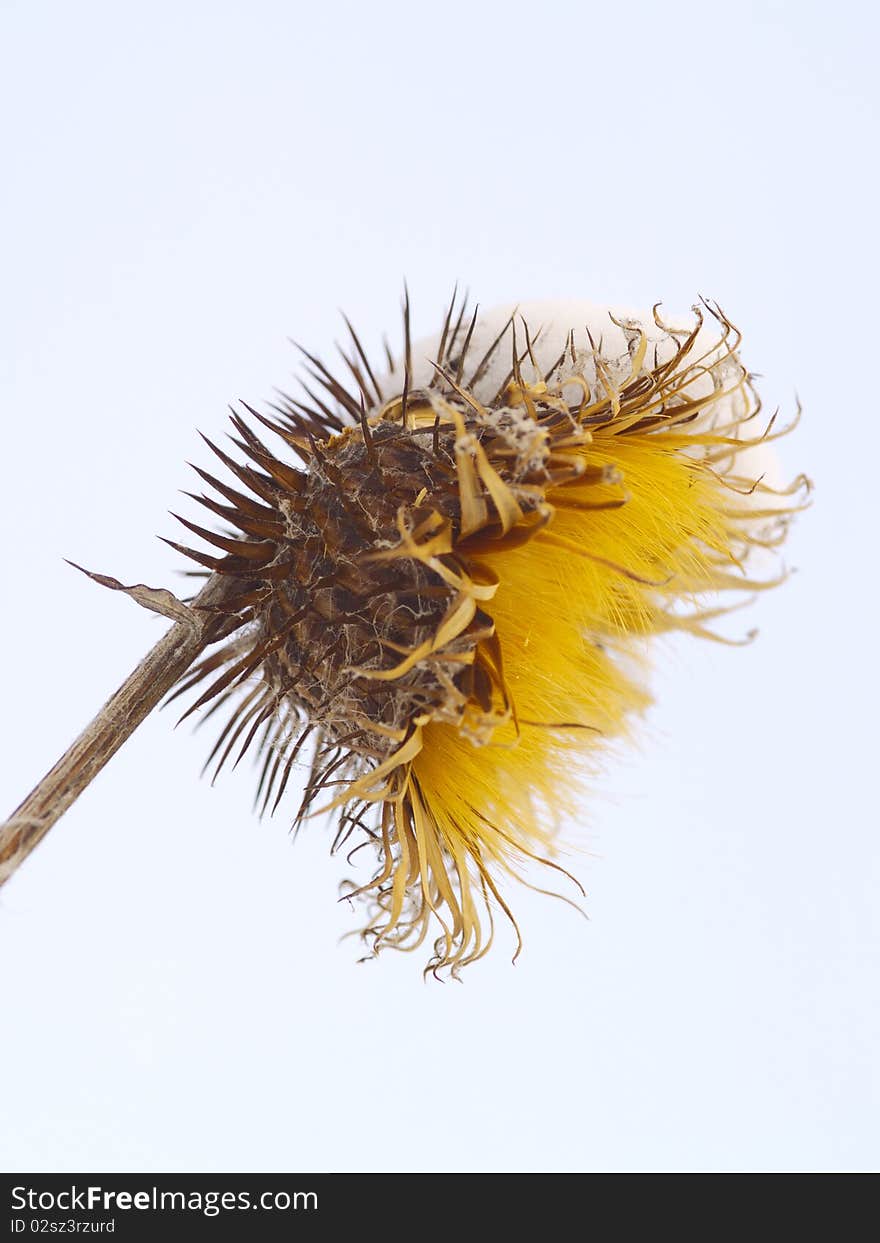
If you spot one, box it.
[1,0,876,1172]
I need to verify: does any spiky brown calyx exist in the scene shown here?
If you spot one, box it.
[171,293,807,974]
[171,303,576,803]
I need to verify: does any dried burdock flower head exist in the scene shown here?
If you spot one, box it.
[1,291,808,975]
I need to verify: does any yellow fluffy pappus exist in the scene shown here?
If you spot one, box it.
[170,293,808,975]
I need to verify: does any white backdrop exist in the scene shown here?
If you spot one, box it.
[1,0,876,1172]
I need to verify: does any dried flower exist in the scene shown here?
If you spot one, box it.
[158,292,807,974]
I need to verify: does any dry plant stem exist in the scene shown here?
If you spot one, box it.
[0,573,230,887]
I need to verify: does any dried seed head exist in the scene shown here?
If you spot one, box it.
[172,292,808,975]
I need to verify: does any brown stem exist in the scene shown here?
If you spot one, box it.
[0,573,231,887]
